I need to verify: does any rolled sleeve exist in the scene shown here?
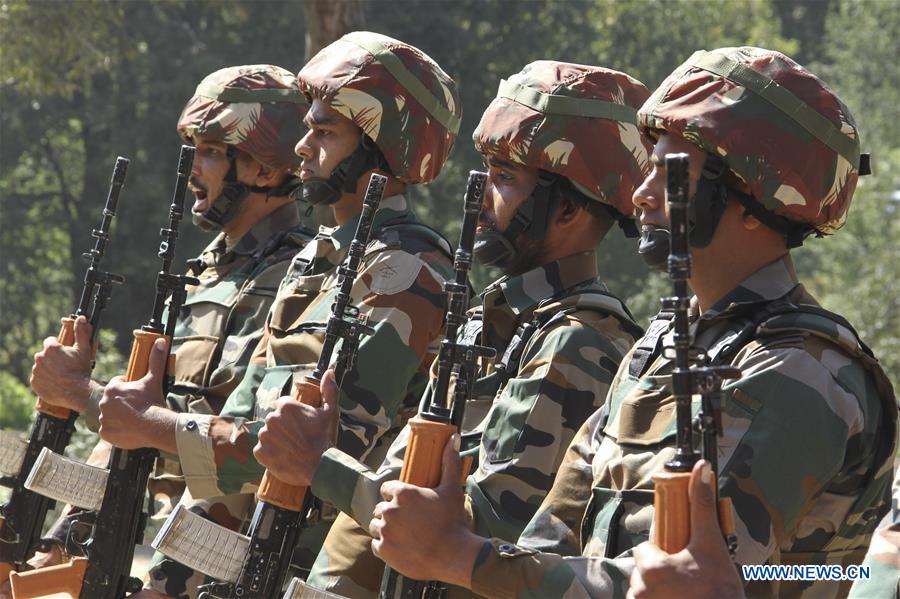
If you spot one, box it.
[175,412,221,498]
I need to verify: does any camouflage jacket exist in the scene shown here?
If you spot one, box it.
[311,250,640,535]
[305,251,641,596]
[48,202,312,542]
[468,255,897,599]
[848,470,900,598]
[171,194,453,499]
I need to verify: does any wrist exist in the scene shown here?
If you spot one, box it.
[146,405,179,454]
[440,528,483,589]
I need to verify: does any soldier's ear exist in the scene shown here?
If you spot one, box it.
[554,195,581,227]
[253,163,287,187]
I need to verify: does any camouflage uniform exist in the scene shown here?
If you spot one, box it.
[100,65,311,596]
[848,470,900,598]
[151,32,461,592]
[304,62,653,597]
[464,48,898,599]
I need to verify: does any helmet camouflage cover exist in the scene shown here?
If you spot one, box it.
[297,31,461,185]
[639,46,862,235]
[473,61,652,217]
[177,64,309,173]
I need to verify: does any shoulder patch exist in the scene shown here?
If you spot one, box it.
[367,251,423,295]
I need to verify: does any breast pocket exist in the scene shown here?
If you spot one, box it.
[480,374,541,465]
[171,291,240,390]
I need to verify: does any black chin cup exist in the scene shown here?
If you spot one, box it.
[302,134,390,206]
[473,171,560,270]
[473,230,518,268]
[638,227,671,271]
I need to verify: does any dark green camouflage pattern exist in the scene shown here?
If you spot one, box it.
[639,47,862,234]
[177,64,309,172]
[469,256,897,598]
[305,251,640,597]
[474,61,652,217]
[298,32,460,185]
[164,194,453,583]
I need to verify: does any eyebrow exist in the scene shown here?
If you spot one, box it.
[304,112,336,127]
[485,156,516,169]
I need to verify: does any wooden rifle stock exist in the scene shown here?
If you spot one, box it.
[33,318,77,419]
[256,377,322,511]
[9,557,89,598]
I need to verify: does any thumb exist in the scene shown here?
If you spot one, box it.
[438,433,463,491]
[688,460,720,544]
[73,315,94,354]
[144,338,169,385]
[320,368,340,415]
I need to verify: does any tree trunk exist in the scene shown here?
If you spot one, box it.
[304,0,367,229]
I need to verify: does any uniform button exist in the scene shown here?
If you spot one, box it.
[498,543,514,553]
[185,420,198,431]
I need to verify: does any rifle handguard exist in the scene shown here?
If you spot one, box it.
[399,416,470,488]
[125,329,170,382]
[257,377,322,511]
[34,318,77,419]
[652,470,736,553]
[9,556,88,598]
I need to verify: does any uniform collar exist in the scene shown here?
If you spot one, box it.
[223,202,302,256]
[484,250,601,317]
[698,254,799,321]
[329,194,413,251]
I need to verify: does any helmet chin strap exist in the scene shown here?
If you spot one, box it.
[474,171,636,270]
[194,148,301,232]
[473,171,560,269]
[638,154,814,271]
[302,134,390,206]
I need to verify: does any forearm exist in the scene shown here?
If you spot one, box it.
[176,413,266,498]
[470,540,628,599]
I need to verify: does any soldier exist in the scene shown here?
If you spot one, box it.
[102,31,460,596]
[19,65,314,597]
[628,463,900,598]
[367,46,898,598]
[256,61,652,597]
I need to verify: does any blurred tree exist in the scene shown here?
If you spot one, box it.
[0,0,897,416]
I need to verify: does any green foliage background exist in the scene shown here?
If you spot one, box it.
[1,0,897,448]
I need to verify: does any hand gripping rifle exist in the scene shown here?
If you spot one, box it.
[10,145,198,599]
[380,171,495,599]
[650,153,739,555]
[149,172,386,599]
[0,158,128,579]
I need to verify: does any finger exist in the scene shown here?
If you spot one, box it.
[381,480,403,501]
[73,315,93,354]
[632,539,667,564]
[42,336,58,350]
[437,433,463,491]
[320,369,340,413]
[688,460,719,543]
[143,338,168,386]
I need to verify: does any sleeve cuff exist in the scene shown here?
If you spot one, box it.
[469,538,537,599]
[311,447,394,529]
[174,412,222,498]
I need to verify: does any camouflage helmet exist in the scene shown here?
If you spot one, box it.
[297,31,461,185]
[474,61,652,217]
[639,47,863,235]
[177,64,309,172]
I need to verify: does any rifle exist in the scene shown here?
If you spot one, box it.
[650,153,739,554]
[380,171,494,599]
[150,173,387,599]
[0,157,128,579]
[9,145,198,599]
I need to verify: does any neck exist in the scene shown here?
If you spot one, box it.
[223,193,293,246]
[690,249,788,312]
[331,170,405,226]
